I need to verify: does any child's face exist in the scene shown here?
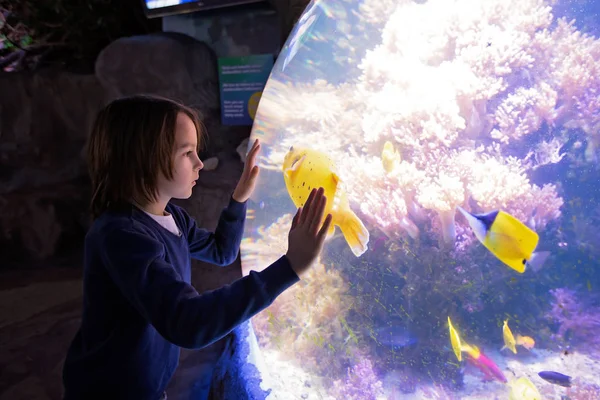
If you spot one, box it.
[157,112,203,201]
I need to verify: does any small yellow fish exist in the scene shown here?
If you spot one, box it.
[282,146,370,257]
[508,377,542,400]
[448,316,463,362]
[502,319,517,354]
[457,207,550,273]
[447,317,479,361]
[381,141,401,173]
[516,334,535,350]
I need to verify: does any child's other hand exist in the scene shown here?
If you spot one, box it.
[285,187,332,278]
[232,139,261,203]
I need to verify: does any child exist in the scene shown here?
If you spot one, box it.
[61,94,332,400]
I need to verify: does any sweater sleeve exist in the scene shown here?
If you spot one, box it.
[101,225,299,349]
[184,197,247,266]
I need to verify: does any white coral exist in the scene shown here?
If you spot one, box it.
[253,0,575,243]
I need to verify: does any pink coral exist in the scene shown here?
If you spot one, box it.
[330,359,385,400]
[540,18,600,160]
[565,378,600,400]
[360,187,409,236]
[491,83,559,143]
[336,152,422,240]
[507,183,563,230]
[546,287,600,353]
[416,171,465,244]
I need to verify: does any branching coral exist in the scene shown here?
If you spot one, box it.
[491,82,559,143]
[465,153,563,227]
[358,0,558,146]
[255,0,576,247]
[544,19,600,125]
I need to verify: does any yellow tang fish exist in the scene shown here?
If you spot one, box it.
[457,207,550,273]
[282,146,370,257]
[502,320,517,354]
[508,377,542,400]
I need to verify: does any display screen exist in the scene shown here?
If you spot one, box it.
[142,0,265,18]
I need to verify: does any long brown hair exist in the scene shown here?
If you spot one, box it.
[87,94,205,219]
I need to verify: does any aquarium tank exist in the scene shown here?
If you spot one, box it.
[239,0,600,398]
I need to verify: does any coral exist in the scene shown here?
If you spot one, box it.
[240,213,291,276]
[357,0,558,145]
[245,215,358,378]
[545,287,600,354]
[358,0,410,26]
[333,149,421,240]
[255,0,579,247]
[329,358,385,400]
[507,182,563,230]
[565,378,600,400]
[523,137,568,171]
[544,19,600,131]
[415,171,465,244]
[490,82,558,143]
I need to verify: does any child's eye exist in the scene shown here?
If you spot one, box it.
[186,151,194,156]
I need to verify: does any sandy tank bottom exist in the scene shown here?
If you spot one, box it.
[253,346,600,399]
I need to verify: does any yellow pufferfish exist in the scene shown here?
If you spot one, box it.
[282,146,370,257]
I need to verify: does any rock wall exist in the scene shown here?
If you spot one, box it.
[0,70,106,264]
[0,32,250,270]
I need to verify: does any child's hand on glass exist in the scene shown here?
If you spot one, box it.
[285,187,332,278]
[232,139,261,203]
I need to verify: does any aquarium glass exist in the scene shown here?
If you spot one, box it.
[240,0,600,398]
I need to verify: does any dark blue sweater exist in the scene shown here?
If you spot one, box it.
[62,198,299,400]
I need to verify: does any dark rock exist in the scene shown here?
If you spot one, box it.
[96,32,219,111]
[0,70,106,195]
[96,32,251,156]
[0,70,106,266]
[0,33,254,266]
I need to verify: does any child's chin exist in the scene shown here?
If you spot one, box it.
[173,190,193,200]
